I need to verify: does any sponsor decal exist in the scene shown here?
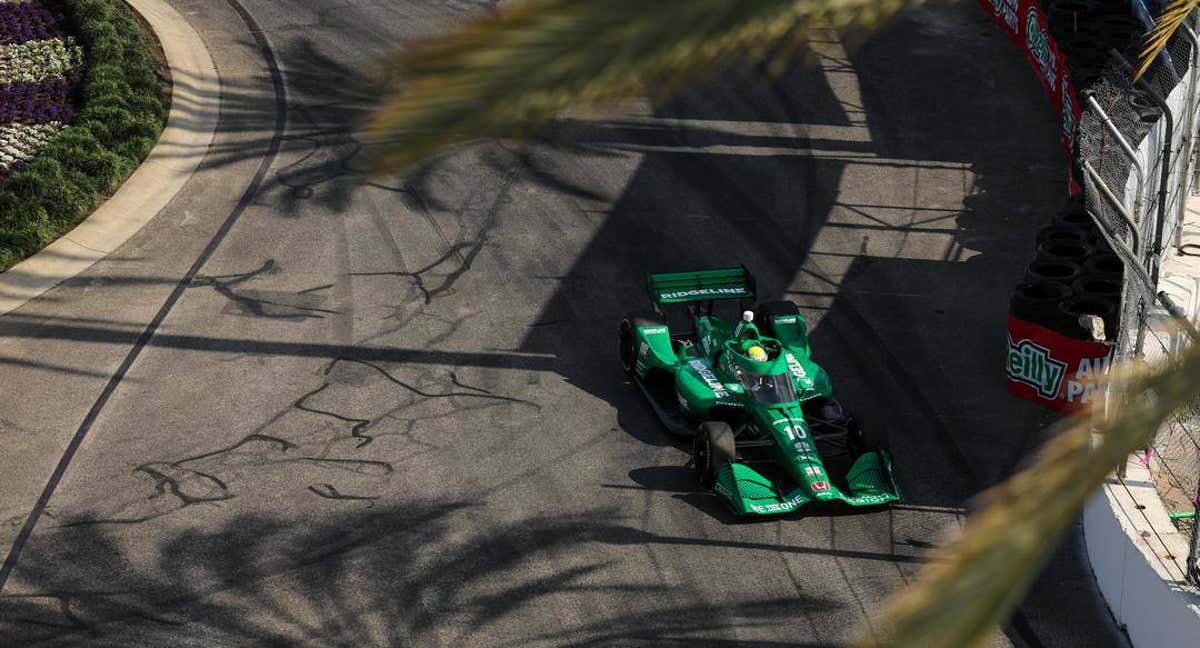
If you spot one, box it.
[641,326,668,335]
[980,0,1079,182]
[771,418,808,441]
[748,490,892,512]
[1006,337,1067,399]
[845,493,894,505]
[638,342,649,358]
[1006,315,1112,412]
[793,441,812,453]
[803,465,821,477]
[784,353,814,389]
[1061,81,1076,136]
[1025,7,1057,91]
[751,492,809,514]
[810,480,831,492]
[688,359,728,398]
[714,480,734,501]
[774,316,797,325]
[989,0,1018,31]
[660,287,750,300]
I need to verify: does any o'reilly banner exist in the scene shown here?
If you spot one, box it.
[1006,315,1112,413]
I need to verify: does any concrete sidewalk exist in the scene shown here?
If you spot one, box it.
[0,0,218,316]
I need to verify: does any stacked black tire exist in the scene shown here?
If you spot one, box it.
[1044,0,1146,93]
[1012,195,1124,339]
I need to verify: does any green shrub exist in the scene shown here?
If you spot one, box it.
[0,0,167,270]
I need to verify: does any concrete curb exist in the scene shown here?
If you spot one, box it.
[0,0,218,316]
[1084,455,1200,646]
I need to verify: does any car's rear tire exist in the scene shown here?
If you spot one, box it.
[755,300,800,338]
[694,421,736,488]
[618,318,638,376]
[619,312,666,376]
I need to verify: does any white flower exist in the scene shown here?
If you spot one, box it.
[0,122,65,174]
[0,38,83,84]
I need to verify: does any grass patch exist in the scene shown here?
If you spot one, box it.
[0,0,168,271]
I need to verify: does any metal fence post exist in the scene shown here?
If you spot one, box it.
[1086,93,1148,223]
[1110,51,1174,288]
[1174,26,1200,253]
[1189,476,1200,584]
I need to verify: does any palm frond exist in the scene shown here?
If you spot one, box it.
[1136,0,1199,81]
[857,344,1200,648]
[362,0,923,169]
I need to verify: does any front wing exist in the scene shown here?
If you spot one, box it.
[712,450,901,515]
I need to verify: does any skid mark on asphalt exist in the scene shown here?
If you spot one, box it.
[192,259,341,320]
[56,358,537,528]
[307,483,378,503]
[352,240,490,305]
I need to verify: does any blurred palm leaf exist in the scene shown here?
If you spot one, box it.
[363,0,923,168]
[858,343,1200,648]
[1136,0,1198,81]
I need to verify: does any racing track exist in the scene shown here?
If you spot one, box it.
[0,1,1127,646]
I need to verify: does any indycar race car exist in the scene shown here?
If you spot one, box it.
[618,267,900,516]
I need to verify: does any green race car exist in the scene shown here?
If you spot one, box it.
[618,267,900,516]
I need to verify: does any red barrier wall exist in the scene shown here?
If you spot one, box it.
[980,0,1082,159]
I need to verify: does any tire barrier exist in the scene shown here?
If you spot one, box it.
[982,0,1130,412]
[1005,198,1120,411]
[1026,258,1082,282]
[990,0,1200,608]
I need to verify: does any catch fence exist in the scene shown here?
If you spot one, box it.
[1075,6,1200,585]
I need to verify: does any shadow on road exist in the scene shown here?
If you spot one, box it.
[0,502,838,646]
[0,3,1125,646]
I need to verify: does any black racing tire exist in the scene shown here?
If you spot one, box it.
[1071,274,1122,300]
[618,319,637,376]
[1024,259,1082,284]
[618,311,664,376]
[1035,225,1089,248]
[1036,240,1092,264]
[693,421,736,489]
[1058,295,1119,341]
[1010,281,1071,325]
[755,300,800,338]
[1083,253,1123,280]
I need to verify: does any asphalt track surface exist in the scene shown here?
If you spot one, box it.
[0,1,1130,646]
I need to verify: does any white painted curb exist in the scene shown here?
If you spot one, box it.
[0,0,218,316]
[1084,456,1200,646]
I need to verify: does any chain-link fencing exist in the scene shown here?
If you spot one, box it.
[1069,5,1200,585]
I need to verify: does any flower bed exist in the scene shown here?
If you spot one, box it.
[0,0,165,271]
[0,2,81,181]
[0,1,64,45]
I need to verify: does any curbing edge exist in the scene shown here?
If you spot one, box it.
[0,0,218,316]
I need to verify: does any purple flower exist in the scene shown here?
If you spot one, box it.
[0,2,64,45]
[0,75,78,125]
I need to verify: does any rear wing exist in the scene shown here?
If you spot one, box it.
[647,267,756,309]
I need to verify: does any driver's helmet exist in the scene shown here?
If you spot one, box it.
[746,345,769,362]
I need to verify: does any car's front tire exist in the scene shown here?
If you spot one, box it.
[694,421,736,488]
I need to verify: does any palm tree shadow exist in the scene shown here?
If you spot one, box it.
[0,502,840,645]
